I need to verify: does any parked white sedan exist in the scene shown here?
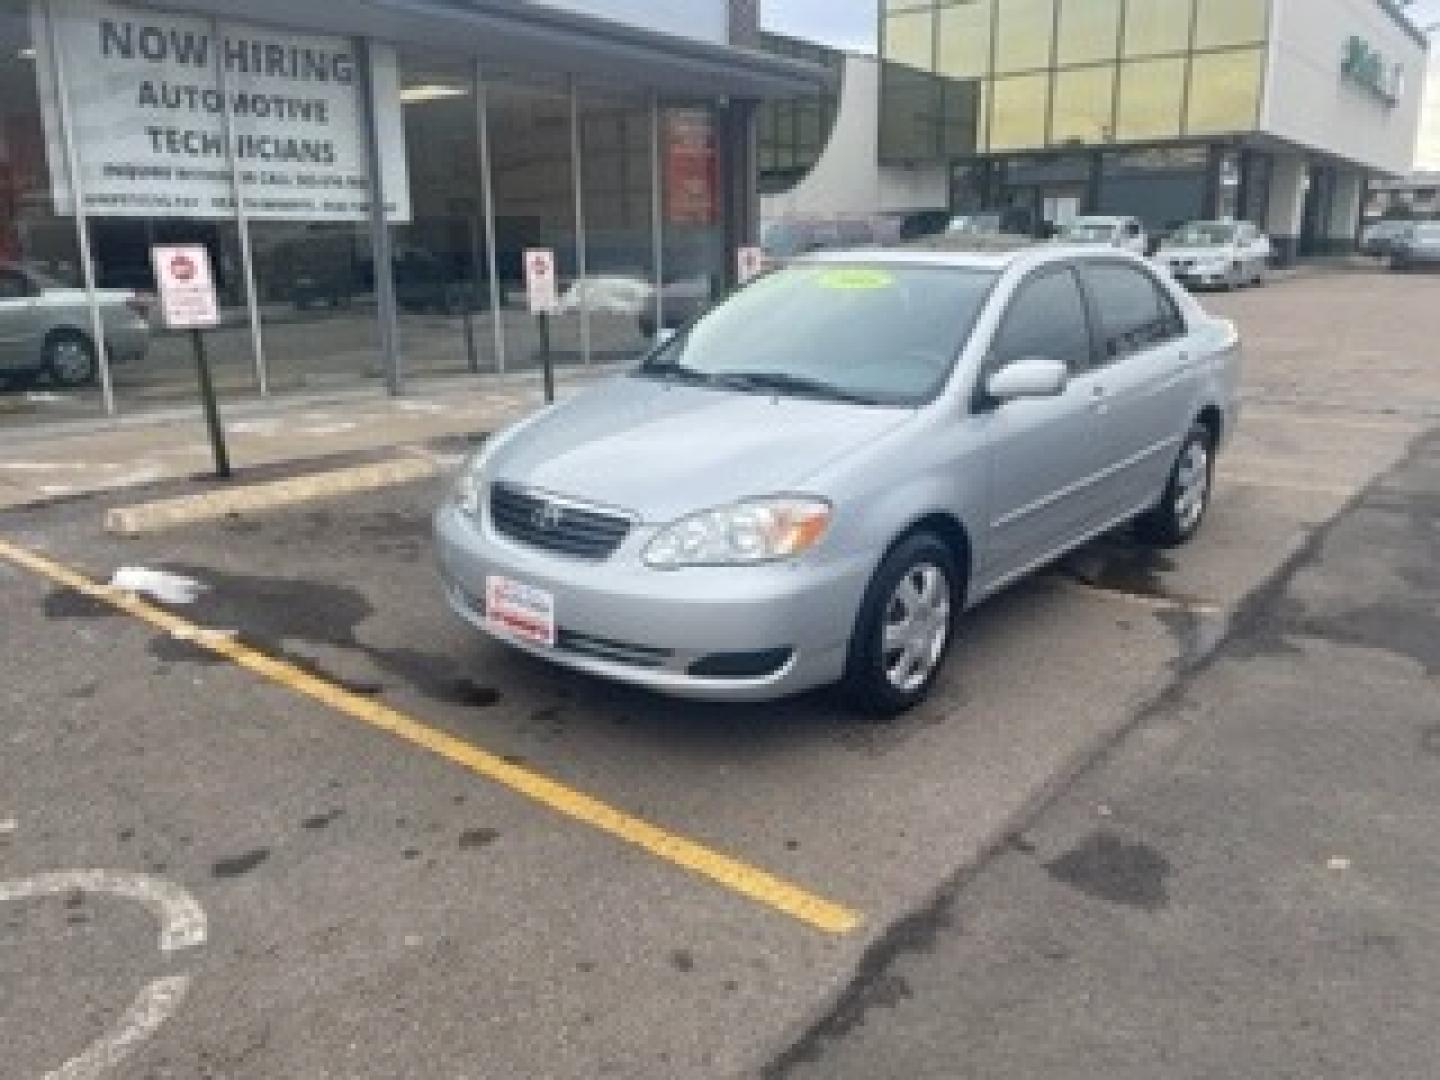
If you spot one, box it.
[1156,221,1271,290]
[1056,215,1149,256]
[0,262,150,388]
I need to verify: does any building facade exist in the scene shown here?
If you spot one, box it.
[0,0,823,420]
[873,0,1426,258]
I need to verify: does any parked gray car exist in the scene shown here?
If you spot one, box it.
[436,247,1241,712]
[0,262,150,387]
[1388,221,1440,272]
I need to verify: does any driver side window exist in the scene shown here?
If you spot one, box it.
[988,268,1093,378]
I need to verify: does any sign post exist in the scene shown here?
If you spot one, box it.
[525,248,559,403]
[151,244,230,479]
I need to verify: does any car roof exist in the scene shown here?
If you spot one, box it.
[801,241,1145,274]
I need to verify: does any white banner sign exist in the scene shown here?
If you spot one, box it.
[525,248,558,314]
[151,243,219,328]
[34,0,410,222]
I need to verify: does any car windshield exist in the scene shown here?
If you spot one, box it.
[637,263,996,407]
[1166,223,1236,247]
[1059,219,1117,243]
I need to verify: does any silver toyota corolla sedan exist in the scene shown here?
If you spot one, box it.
[435,246,1241,713]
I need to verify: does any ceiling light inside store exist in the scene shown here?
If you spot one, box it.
[400,84,469,105]
[18,47,36,60]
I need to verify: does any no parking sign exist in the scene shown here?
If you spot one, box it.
[525,248,559,314]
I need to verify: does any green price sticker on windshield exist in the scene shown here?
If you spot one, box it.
[815,267,895,291]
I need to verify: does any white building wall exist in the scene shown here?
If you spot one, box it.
[761,56,949,220]
[526,0,729,45]
[1265,0,1426,175]
[1416,51,1440,172]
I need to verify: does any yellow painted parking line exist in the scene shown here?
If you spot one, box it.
[0,536,861,935]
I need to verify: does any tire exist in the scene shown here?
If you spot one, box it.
[42,331,97,389]
[1135,423,1215,547]
[843,532,960,715]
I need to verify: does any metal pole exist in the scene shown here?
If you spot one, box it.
[192,329,231,479]
[650,91,665,338]
[476,61,505,373]
[356,37,401,395]
[44,0,114,416]
[570,79,590,366]
[538,312,555,403]
[212,17,267,396]
[462,214,479,374]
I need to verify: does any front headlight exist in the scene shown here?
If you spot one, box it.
[643,497,832,568]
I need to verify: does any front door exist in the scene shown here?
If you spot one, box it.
[974,266,1106,587]
[0,265,44,372]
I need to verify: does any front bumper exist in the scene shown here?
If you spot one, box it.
[433,502,873,702]
[1167,264,1233,288]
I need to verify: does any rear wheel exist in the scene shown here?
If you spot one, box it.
[1135,423,1214,547]
[42,331,97,388]
[844,532,959,715]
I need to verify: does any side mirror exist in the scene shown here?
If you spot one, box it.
[986,357,1068,402]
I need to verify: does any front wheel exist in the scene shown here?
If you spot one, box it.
[42,331,97,388]
[844,533,959,715]
[1135,424,1214,547]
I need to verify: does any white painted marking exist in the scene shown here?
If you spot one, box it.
[1,871,207,1079]
[25,391,65,403]
[0,818,16,834]
[109,568,207,607]
[0,870,207,952]
[298,422,358,437]
[44,976,191,1080]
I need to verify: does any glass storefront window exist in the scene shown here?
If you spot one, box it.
[884,10,935,71]
[1056,0,1121,67]
[937,0,992,78]
[394,53,495,378]
[1116,57,1186,141]
[994,0,1054,74]
[487,72,582,369]
[1,0,92,421]
[1098,147,1208,232]
[990,72,1049,151]
[1123,0,1194,57]
[1051,65,1116,145]
[1193,0,1268,51]
[579,86,654,364]
[1186,48,1263,135]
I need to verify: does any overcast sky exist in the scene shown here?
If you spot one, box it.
[760,0,1440,55]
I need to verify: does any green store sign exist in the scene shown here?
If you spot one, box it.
[1341,35,1402,107]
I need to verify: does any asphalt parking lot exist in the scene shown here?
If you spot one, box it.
[2,267,1437,1078]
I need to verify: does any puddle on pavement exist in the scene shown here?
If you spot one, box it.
[1060,537,1211,609]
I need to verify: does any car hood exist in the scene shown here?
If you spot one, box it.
[1159,245,1236,261]
[487,375,914,522]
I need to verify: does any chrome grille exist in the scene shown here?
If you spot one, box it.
[489,483,631,560]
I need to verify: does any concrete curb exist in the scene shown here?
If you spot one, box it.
[103,455,441,536]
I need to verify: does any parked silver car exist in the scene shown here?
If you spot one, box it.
[436,247,1240,712]
[1157,220,1271,289]
[0,262,150,387]
[1388,221,1440,272]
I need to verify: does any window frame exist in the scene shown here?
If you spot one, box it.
[1075,257,1189,366]
[979,262,1098,395]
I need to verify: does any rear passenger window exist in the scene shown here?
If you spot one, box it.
[989,268,1092,375]
[1081,263,1184,359]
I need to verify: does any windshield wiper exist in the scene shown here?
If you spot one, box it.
[640,358,710,384]
[710,371,884,406]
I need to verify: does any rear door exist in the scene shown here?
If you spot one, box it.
[974,265,1107,586]
[1076,260,1198,521]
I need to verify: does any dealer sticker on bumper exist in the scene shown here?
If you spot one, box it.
[484,575,556,647]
